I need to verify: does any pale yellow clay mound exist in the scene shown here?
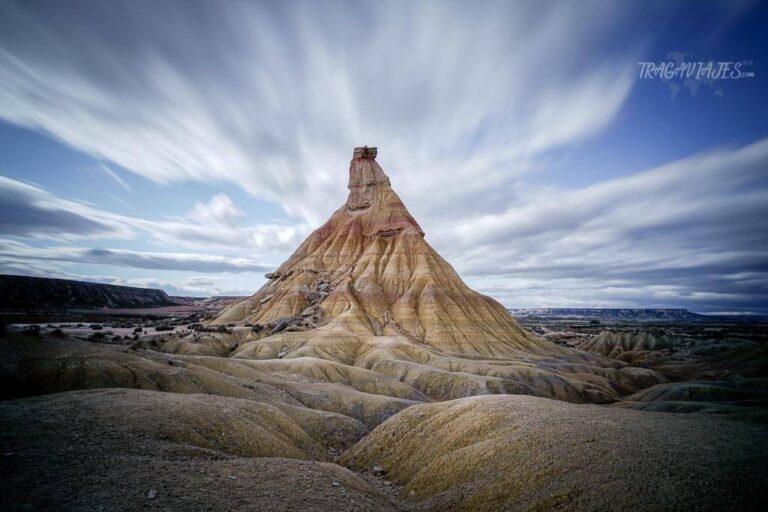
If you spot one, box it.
[0,389,398,512]
[207,147,661,403]
[342,394,768,511]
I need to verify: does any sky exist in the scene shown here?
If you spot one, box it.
[0,0,767,314]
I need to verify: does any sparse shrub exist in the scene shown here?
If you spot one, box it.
[50,328,66,337]
[89,332,106,342]
[155,325,174,332]
[133,327,142,334]
[22,325,41,336]
[90,324,103,330]
[216,325,228,333]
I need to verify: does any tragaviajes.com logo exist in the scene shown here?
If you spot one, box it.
[638,51,754,100]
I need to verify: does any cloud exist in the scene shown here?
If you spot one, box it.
[185,194,244,225]
[0,176,309,252]
[442,138,768,313]
[0,239,272,274]
[0,176,132,240]
[0,0,655,224]
[0,0,764,312]
[97,163,131,191]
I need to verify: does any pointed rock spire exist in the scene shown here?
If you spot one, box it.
[211,146,658,404]
[347,146,389,210]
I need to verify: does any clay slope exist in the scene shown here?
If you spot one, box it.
[208,147,660,404]
[343,395,768,511]
[0,389,397,512]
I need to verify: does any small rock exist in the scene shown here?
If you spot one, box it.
[383,480,392,486]
[259,294,273,305]
[318,283,330,292]
[146,489,157,499]
[372,465,385,476]
[277,348,288,358]
[270,319,290,334]
[331,481,341,487]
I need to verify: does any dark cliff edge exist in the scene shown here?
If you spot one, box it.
[0,274,178,310]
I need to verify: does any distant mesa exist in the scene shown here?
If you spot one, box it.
[508,308,711,322]
[0,274,177,310]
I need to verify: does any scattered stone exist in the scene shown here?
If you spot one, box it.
[318,283,330,292]
[383,480,392,486]
[146,489,157,499]
[277,348,288,359]
[259,295,274,305]
[331,481,340,487]
[372,465,385,476]
[270,319,291,334]
[264,272,281,280]
[301,306,318,316]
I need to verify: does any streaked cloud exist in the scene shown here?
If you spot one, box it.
[0,175,132,240]
[96,163,132,191]
[0,0,651,224]
[445,139,768,313]
[0,176,309,252]
[0,239,271,274]
[0,0,764,310]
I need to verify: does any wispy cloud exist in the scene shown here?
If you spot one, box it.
[0,0,654,224]
[0,239,271,274]
[97,163,131,191]
[0,175,132,240]
[0,176,309,252]
[0,0,764,312]
[444,139,768,313]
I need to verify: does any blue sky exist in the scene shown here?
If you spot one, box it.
[0,0,766,313]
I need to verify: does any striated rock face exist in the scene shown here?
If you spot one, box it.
[210,147,662,403]
[215,147,536,355]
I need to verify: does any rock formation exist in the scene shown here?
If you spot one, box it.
[2,146,766,511]
[215,146,543,355]
[210,147,661,403]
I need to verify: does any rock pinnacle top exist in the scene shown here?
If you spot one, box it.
[347,146,390,211]
[352,146,377,158]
